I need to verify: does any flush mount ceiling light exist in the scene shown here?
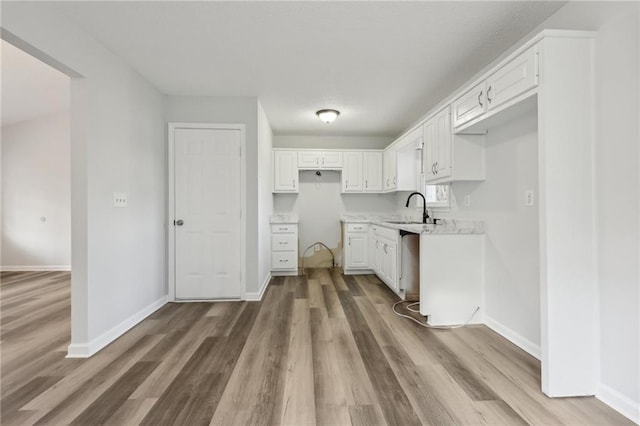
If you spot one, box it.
[316,109,340,124]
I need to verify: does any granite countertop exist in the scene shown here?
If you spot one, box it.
[270,214,299,224]
[341,214,484,235]
[371,219,485,235]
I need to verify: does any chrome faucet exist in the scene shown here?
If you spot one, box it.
[405,192,429,224]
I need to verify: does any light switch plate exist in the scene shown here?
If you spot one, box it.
[525,190,535,206]
[113,193,128,208]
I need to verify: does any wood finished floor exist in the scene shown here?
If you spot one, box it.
[1,270,632,426]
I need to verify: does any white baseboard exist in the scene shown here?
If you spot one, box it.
[1,265,71,272]
[484,315,541,360]
[246,273,271,301]
[66,295,168,358]
[597,382,640,424]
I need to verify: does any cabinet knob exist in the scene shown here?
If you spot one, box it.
[348,236,352,246]
[365,180,368,188]
[175,219,184,226]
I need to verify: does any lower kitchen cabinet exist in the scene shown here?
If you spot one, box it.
[369,224,400,294]
[271,223,298,275]
[343,222,370,274]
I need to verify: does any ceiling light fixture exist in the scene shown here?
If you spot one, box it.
[316,109,340,124]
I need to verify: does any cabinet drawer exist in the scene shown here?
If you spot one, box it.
[272,251,297,269]
[272,234,297,251]
[271,224,297,234]
[347,223,368,233]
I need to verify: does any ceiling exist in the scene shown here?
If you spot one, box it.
[1,39,70,127]
[11,1,566,137]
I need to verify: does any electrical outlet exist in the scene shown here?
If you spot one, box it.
[113,193,128,208]
[525,190,535,206]
[315,244,320,252]
[464,195,471,207]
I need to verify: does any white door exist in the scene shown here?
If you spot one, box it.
[174,127,241,299]
[346,233,368,269]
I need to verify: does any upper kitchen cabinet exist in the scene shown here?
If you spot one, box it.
[424,106,452,182]
[363,151,383,192]
[342,152,364,192]
[452,44,538,132]
[298,150,343,169]
[342,151,383,193]
[385,126,422,192]
[424,106,485,184]
[273,150,298,193]
[383,147,397,191]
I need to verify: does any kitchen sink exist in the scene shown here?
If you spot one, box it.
[382,220,441,225]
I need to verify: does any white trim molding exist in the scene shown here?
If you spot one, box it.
[246,273,272,301]
[66,296,168,358]
[1,265,71,271]
[596,383,640,424]
[484,315,541,360]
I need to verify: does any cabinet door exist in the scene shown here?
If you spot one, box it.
[424,119,437,181]
[273,151,298,192]
[369,229,379,273]
[486,45,538,111]
[345,233,368,269]
[452,81,486,128]
[386,242,398,291]
[363,151,383,191]
[321,152,343,169]
[342,152,363,192]
[298,151,320,168]
[383,148,397,190]
[435,107,452,178]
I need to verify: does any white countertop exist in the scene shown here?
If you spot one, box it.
[270,214,299,224]
[341,214,484,235]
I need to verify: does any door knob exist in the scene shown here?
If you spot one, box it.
[175,220,184,226]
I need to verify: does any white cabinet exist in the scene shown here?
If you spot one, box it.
[486,45,538,111]
[342,151,383,193]
[363,151,383,191]
[298,151,343,169]
[383,147,397,190]
[452,45,538,130]
[273,150,298,193]
[370,225,400,294]
[343,223,369,273]
[452,81,487,128]
[342,152,364,192]
[384,126,422,192]
[271,223,298,275]
[424,106,484,184]
[425,106,452,182]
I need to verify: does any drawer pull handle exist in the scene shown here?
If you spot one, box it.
[279,227,287,231]
[280,259,288,263]
[279,241,287,244]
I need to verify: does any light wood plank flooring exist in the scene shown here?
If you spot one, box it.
[1,269,632,425]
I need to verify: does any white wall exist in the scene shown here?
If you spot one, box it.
[257,101,273,293]
[2,3,167,355]
[1,112,71,270]
[165,96,263,294]
[529,2,639,420]
[446,113,541,356]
